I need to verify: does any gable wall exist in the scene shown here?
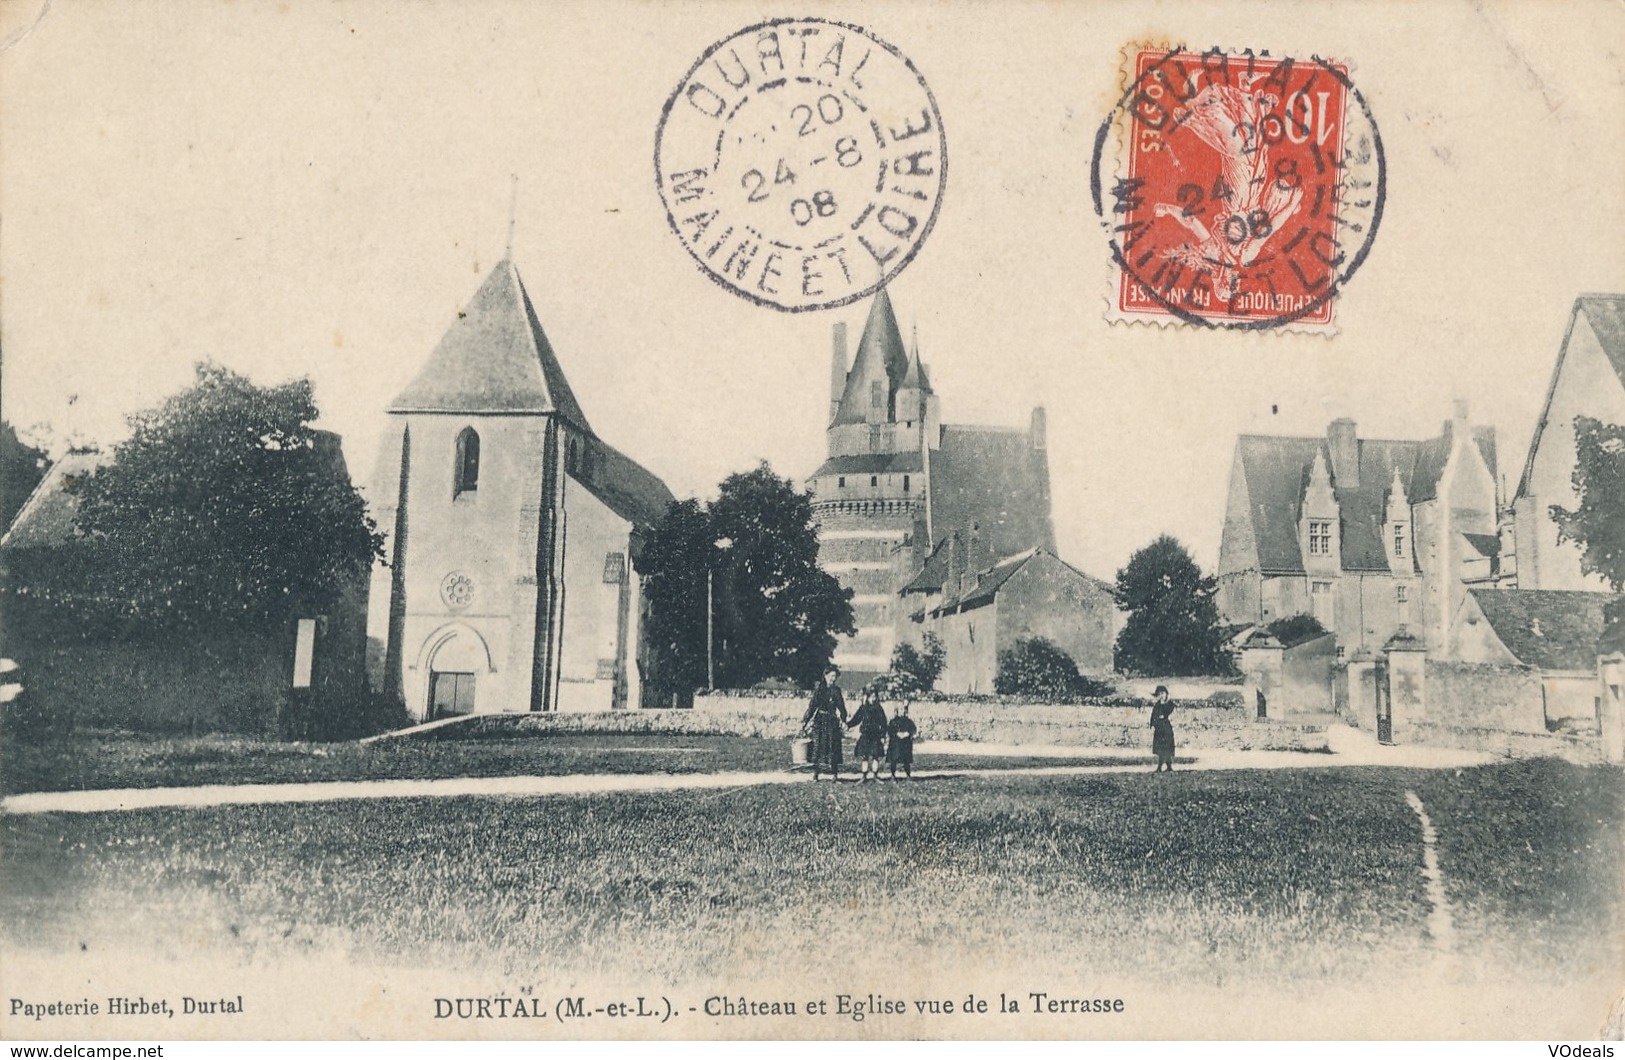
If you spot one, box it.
[1517,314,1625,591]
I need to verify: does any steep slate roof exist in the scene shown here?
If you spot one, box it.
[831,288,909,426]
[900,345,932,392]
[1469,588,1616,672]
[930,547,1112,615]
[571,433,674,533]
[900,537,950,595]
[389,259,592,429]
[1516,294,1625,501]
[927,425,1056,561]
[0,451,109,550]
[1461,532,1500,559]
[810,451,924,477]
[1233,424,1497,575]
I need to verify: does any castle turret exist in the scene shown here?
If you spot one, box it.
[829,322,848,425]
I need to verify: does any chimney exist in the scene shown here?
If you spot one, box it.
[1030,406,1047,451]
[1327,417,1358,489]
[829,322,848,423]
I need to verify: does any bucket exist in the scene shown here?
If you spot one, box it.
[790,736,811,765]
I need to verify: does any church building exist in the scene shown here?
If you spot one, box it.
[366,258,674,718]
[807,288,1058,685]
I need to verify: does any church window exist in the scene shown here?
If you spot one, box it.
[1396,584,1408,603]
[838,476,846,488]
[454,427,480,496]
[566,437,579,475]
[903,474,911,492]
[603,552,626,584]
[869,425,881,452]
[870,380,884,408]
[870,476,878,487]
[1393,524,1407,558]
[1308,520,1333,556]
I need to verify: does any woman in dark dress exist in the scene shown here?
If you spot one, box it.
[886,702,918,780]
[1149,685,1176,772]
[801,665,848,781]
[849,685,889,782]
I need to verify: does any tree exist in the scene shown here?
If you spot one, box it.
[994,636,1115,699]
[1113,534,1232,676]
[639,497,714,696]
[638,462,855,691]
[877,631,946,697]
[5,363,383,638]
[1551,416,1625,591]
[0,420,50,534]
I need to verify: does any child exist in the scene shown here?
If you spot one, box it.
[886,702,918,780]
[849,685,888,782]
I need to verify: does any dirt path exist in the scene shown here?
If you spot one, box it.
[1,734,1493,816]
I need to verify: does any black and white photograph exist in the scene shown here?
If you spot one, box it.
[1,0,1622,1042]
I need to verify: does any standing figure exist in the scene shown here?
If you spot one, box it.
[886,702,918,780]
[849,685,889,782]
[801,665,848,781]
[1149,685,1176,773]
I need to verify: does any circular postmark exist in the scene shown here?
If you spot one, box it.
[655,18,947,312]
[1090,47,1385,330]
[440,571,475,611]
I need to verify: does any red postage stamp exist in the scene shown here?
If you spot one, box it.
[1092,47,1384,331]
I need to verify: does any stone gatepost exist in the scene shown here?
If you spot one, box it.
[1383,630,1428,745]
[1345,654,1379,732]
[1239,631,1285,721]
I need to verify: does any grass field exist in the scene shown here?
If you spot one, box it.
[0,730,1168,795]
[4,759,1618,1021]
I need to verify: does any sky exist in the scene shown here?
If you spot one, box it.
[3,0,1623,579]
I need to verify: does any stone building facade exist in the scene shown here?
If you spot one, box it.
[900,546,1117,693]
[1216,408,1501,654]
[366,259,673,718]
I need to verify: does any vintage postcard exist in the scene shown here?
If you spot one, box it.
[2,0,1623,1043]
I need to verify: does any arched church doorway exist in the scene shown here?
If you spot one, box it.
[427,628,487,719]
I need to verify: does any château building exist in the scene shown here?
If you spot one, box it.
[806,288,1059,686]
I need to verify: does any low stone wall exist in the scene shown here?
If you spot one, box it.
[446,694,1329,752]
[1424,660,1546,733]
[1408,720,1605,765]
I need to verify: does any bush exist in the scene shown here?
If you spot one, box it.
[1264,613,1328,649]
[994,637,1116,701]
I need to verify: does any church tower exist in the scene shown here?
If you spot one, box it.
[367,258,672,718]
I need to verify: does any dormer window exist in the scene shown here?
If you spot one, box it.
[454,427,481,496]
[1308,520,1333,556]
[1393,524,1406,558]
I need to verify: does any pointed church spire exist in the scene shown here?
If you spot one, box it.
[389,259,591,431]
